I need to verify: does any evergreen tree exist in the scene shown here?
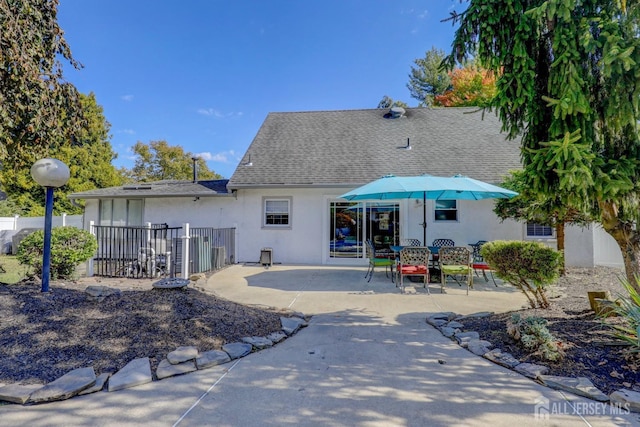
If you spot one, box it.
[448,0,640,288]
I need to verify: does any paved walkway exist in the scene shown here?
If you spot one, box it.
[1,264,639,426]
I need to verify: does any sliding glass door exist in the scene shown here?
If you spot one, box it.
[328,201,399,260]
[366,202,399,257]
[329,201,363,258]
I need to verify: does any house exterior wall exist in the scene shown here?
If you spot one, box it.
[591,224,624,268]
[408,198,524,247]
[79,190,623,269]
[233,188,327,264]
[142,197,238,229]
[232,188,525,266]
[564,224,596,268]
[81,197,238,229]
[83,200,99,229]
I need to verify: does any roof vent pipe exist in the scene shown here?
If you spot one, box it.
[390,106,405,118]
[384,106,406,119]
[191,156,199,183]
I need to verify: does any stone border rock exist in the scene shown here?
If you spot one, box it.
[427,311,640,412]
[0,314,309,405]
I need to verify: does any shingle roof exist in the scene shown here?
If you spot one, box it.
[68,179,231,200]
[228,107,522,189]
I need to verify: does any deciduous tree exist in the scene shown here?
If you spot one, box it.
[433,64,496,107]
[0,0,84,169]
[2,93,124,215]
[447,0,640,289]
[128,140,222,182]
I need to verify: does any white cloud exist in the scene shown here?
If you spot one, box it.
[121,94,134,102]
[417,9,429,19]
[119,129,135,135]
[195,150,240,163]
[194,152,213,161]
[197,108,244,119]
[119,145,137,161]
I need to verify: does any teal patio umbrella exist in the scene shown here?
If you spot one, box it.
[339,174,518,244]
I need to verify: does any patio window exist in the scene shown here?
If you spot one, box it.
[99,199,143,226]
[434,200,457,221]
[264,198,291,227]
[526,222,554,238]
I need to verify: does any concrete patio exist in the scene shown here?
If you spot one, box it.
[1,264,637,426]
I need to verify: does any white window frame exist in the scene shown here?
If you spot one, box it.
[526,222,555,238]
[263,197,292,229]
[434,200,458,222]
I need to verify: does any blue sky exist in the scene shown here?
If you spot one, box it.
[58,1,462,178]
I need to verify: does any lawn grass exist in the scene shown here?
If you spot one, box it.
[0,255,29,284]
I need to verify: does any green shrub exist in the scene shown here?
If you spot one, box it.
[16,226,97,280]
[602,276,640,353]
[507,313,564,361]
[481,240,562,308]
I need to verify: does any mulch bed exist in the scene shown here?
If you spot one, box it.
[459,267,640,395]
[0,281,289,385]
[2,267,640,398]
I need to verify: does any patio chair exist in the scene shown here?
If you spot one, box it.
[438,246,473,295]
[365,239,395,283]
[470,241,497,286]
[400,238,422,247]
[432,238,455,248]
[430,238,455,265]
[396,246,430,293]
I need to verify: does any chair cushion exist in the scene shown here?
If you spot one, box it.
[400,265,427,274]
[372,258,394,266]
[441,265,471,274]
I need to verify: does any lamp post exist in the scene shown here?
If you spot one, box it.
[30,158,70,292]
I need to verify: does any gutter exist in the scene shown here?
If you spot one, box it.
[68,192,236,201]
[226,183,368,191]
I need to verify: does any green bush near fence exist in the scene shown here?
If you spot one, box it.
[481,240,562,308]
[16,226,97,280]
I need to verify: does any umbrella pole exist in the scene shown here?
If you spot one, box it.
[423,193,427,245]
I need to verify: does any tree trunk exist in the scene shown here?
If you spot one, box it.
[599,201,640,294]
[556,221,566,275]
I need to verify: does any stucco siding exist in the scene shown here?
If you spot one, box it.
[143,198,237,229]
[234,189,524,266]
[592,224,624,268]
[233,188,327,264]
[79,188,618,269]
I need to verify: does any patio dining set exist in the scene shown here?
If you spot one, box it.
[364,238,497,294]
[341,173,516,295]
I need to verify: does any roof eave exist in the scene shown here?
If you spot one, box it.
[227,182,365,190]
[68,192,235,200]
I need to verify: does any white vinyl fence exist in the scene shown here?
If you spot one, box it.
[0,214,83,254]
